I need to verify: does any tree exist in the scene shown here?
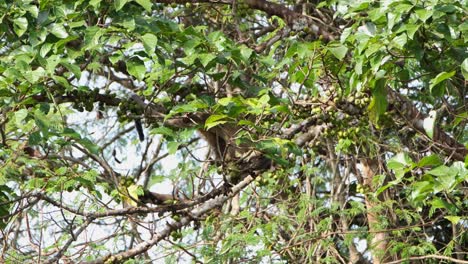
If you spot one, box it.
[0,0,466,263]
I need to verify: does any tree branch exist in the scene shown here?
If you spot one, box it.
[83,174,256,264]
[387,88,467,161]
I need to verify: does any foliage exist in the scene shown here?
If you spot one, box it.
[0,0,466,263]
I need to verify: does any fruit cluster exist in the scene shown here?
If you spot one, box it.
[116,97,144,123]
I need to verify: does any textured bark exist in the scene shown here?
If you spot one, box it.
[361,158,389,264]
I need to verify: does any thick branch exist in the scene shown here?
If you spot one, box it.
[83,174,256,264]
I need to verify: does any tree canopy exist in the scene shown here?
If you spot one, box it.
[0,0,467,263]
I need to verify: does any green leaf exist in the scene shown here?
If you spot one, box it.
[62,127,81,139]
[218,97,235,106]
[13,17,28,37]
[84,26,103,49]
[427,165,455,177]
[411,180,434,202]
[55,167,68,175]
[430,198,456,215]
[126,58,146,80]
[141,33,158,55]
[444,216,461,225]
[23,67,46,83]
[429,71,455,91]
[25,5,39,18]
[199,53,217,68]
[461,58,468,80]
[368,79,387,124]
[15,109,29,127]
[205,114,228,130]
[167,141,181,154]
[239,45,253,61]
[115,0,129,11]
[126,184,142,206]
[29,131,42,145]
[34,109,50,137]
[387,152,413,170]
[89,0,102,7]
[328,44,348,60]
[135,0,152,12]
[417,154,442,167]
[392,34,407,49]
[151,127,174,137]
[123,18,136,31]
[415,8,433,22]
[60,61,82,79]
[79,138,100,155]
[49,23,69,39]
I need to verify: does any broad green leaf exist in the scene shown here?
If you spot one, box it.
[55,167,68,175]
[34,109,50,138]
[141,33,158,55]
[40,42,53,57]
[205,114,228,130]
[404,24,420,40]
[62,127,81,139]
[368,79,387,124]
[199,53,217,68]
[415,8,433,22]
[49,23,69,39]
[52,76,71,89]
[61,61,82,79]
[126,58,146,80]
[427,165,453,177]
[25,5,39,18]
[167,141,181,154]
[23,67,46,83]
[218,97,235,106]
[340,27,353,43]
[13,17,28,37]
[115,0,129,11]
[148,175,165,186]
[151,127,174,137]
[410,180,434,202]
[79,138,100,155]
[126,184,143,207]
[461,58,468,80]
[429,71,455,92]
[392,34,407,49]
[84,26,103,49]
[89,0,102,7]
[429,198,457,216]
[240,45,253,61]
[135,0,152,11]
[122,18,135,31]
[444,216,461,225]
[417,154,442,167]
[259,93,270,105]
[15,109,29,127]
[328,44,348,60]
[435,174,457,192]
[387,153,413,170]
[0,88,14,97]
